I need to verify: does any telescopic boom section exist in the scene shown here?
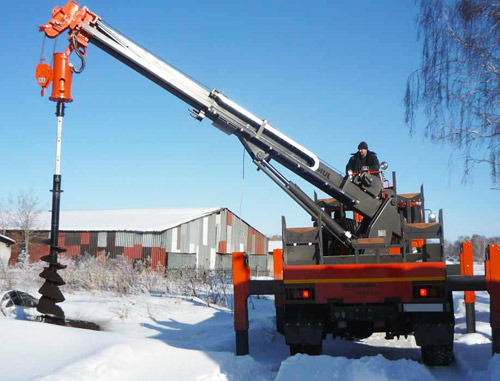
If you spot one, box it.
[39,2,385,244]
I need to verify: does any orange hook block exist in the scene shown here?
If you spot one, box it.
[49,53,73,103]
[35,63,53,97]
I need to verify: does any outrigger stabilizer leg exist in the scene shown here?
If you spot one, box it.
[486,245,500,354]
[232,252,250,355]
[232,251,285,355]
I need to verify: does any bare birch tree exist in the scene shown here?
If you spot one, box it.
[0,198,9,236]
[1,191,43,260]
[405,0,500,189]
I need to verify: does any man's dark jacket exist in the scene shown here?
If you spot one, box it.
[345,151,380,173]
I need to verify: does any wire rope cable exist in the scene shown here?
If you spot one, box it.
[319,156,346,176]
[39,35,47,62]
[50,36,58,67]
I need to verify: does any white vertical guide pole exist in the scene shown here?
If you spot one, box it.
[55,115,63,175]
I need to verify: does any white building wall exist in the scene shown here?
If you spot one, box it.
[171,227,179,252]
[0,242,11,267]
[164,209,267,270]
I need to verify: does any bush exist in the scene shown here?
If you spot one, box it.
[0,254,234,309]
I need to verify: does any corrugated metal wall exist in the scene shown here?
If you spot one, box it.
[165,209,268,270]
[5,208,269,271]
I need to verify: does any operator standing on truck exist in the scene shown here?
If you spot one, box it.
[345,141,380,174]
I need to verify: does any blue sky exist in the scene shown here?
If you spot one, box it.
[0,0,498,240]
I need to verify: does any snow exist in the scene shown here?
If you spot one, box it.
[1,288,499,380]
[25,208,221,232]
[276,355,435,380]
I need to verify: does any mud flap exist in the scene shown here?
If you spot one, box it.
[284,306,325,348]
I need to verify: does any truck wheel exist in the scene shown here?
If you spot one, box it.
[306,344,322,355]
[276,307,285,335]
[289,344,301,356]
[289,344,322,356]
[421,345,454,366]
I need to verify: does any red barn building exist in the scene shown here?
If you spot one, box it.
[6,208,268,271]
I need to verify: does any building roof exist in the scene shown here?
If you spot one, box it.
[35,208,222,232]
[0,234,15,245]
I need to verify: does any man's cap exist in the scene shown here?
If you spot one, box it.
[358,141,368,150]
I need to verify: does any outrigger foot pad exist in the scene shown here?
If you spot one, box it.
[235,330,249,356]
[493,328,500,354]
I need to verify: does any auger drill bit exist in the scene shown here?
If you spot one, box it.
[37,101,68,322]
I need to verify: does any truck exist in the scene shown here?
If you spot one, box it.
[35,1,500,366]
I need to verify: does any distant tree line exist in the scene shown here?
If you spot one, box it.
[444,234,500,262]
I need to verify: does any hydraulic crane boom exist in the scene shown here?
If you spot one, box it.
[37,1,402,247]
[34,4,500,364]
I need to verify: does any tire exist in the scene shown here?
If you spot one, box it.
[289,344,301,356]
[276,307,285,335]
[306,344,322,355]
[289,344,322,356]
[421,345,454,366]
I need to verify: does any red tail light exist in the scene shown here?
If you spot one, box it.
[286,287,314,301]
[413,284,444,299]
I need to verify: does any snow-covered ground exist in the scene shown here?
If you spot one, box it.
[1,267,499,380]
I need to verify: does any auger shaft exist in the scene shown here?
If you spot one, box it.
[37,102,67,321]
